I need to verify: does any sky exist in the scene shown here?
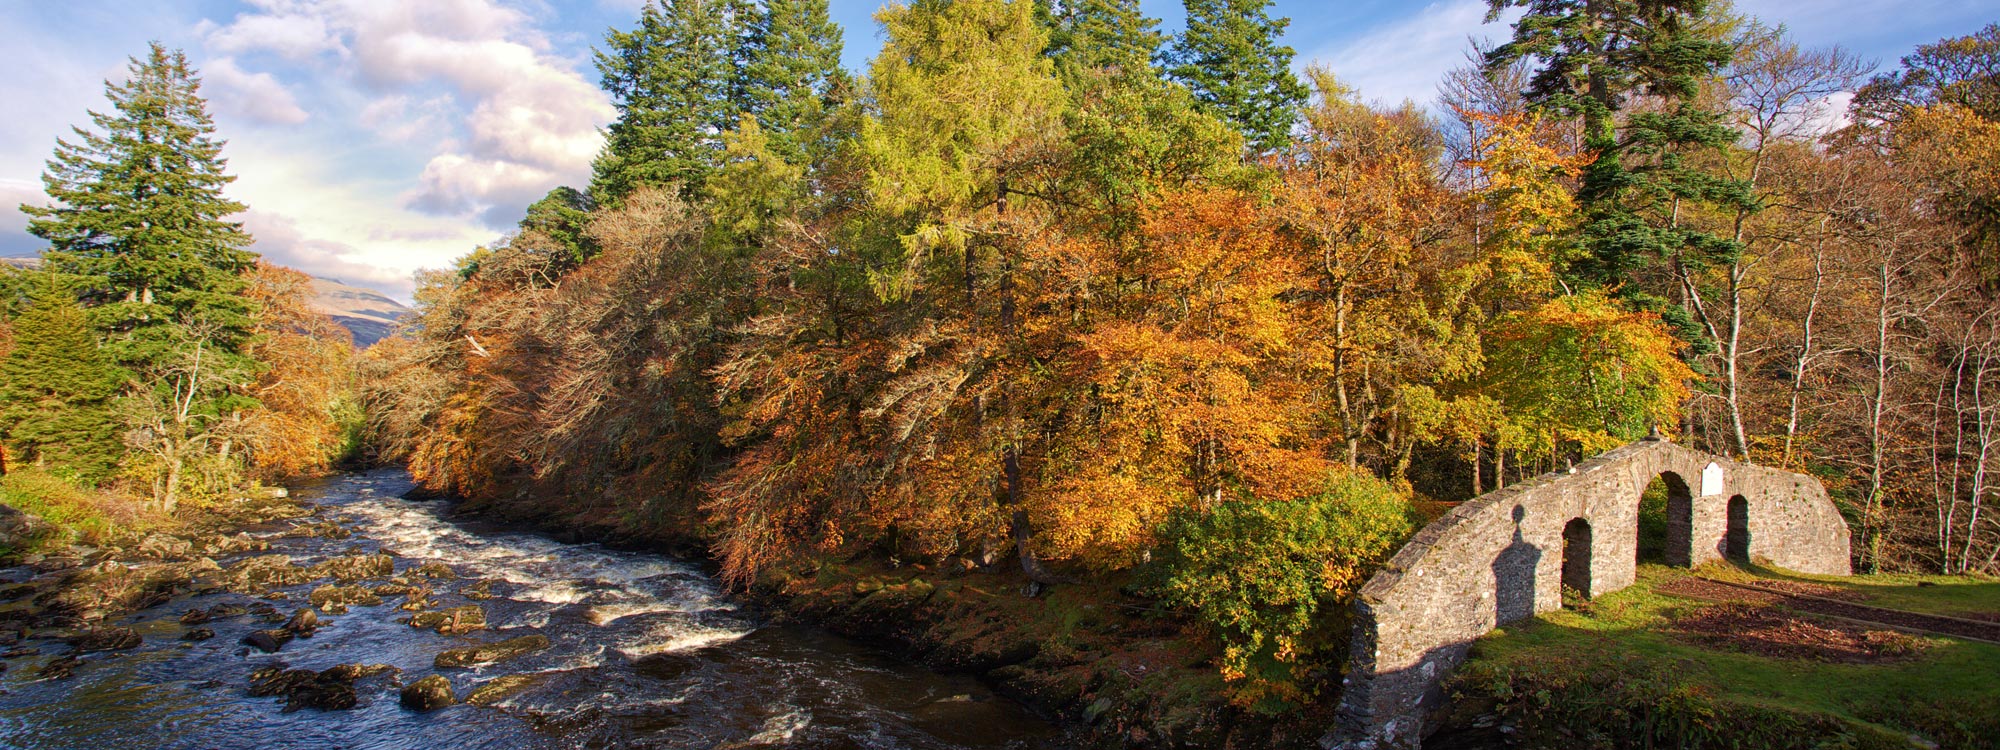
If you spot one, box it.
[0,0,1992,301]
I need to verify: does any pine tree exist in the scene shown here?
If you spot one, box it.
[22,43,258,366]
[735,0,845,166]
[1485,0,1751,293]
[0,276,127,482]
[1050,0,1165,73]
[1161,0,1308,152]
[592,0,736,203]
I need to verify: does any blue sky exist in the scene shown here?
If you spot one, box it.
[1,0,1992,300]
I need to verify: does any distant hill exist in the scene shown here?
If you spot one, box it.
[310,276,412,347]
[4,256,411,347]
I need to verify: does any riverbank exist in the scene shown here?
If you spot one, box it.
[0,470,1067,749]
[748,559,1340,750]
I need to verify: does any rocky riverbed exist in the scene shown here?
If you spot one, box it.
[0,469,1063,749]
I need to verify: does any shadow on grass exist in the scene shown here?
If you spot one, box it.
[1440,569,2000,750]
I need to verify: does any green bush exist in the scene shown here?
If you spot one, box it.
[1151,468,1416,712]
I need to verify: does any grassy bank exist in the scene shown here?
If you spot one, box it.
[0,468,163,558]
[1447,565,2000,749]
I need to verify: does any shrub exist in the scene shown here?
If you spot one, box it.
[1151,468,1417,712]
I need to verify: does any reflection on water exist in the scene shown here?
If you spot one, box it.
[0,469,1063,750]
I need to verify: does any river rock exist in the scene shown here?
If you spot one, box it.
[195,533,269,556]
[372,582,419,597]
[409,605,484,635]
[409,562,456,580]
[308,584,381,614]
[37,654,80,680]
[68,626,142,653]
[33,558,217,624]
[223,555,314,593]
[400,674,456,711]
[310,554,392,583]
[182,627,215,641]
[135,533,194,561]
[434,634,550,668]
[283,607,320,637]
[285,521,351,540]
[398,586,436,612]
[242,628,295,653]
[0,584,37,602]
[249,663,370,712]
[460,579,496,601]
[466,673,545,705]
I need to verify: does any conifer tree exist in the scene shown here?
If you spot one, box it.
[1161,0,1308,152]
[592,0,735,203]
[22,43,258,365]
[0,277,127,481]
[1050,0,1165,73]
[735,0,845,166]
[1485,0,1752,293]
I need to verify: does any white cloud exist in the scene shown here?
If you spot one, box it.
[0,179,47,257]
[1302,0,1514,107]
[202,57,310,125]
[198,0,613,227]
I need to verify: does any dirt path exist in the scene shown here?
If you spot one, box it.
[1655,577,2000,645]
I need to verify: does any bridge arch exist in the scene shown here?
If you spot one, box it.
[1328,438,1850,749]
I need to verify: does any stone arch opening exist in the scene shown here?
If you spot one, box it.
[1726,494,1752,562]
[1637,472,1694,567]
[1561,517,1592,605]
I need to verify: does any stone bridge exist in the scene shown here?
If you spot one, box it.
[1327,437,1851,749]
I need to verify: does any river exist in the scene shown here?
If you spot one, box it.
[0,469,1065,749]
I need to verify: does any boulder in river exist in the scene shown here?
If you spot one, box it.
[182,627,215,641]
[310,553,393,583]
[36,654,80,680]
[466,673,545,705]
[284,521,351,541]
[68,626,142,653]
[408,605,484,635]
[434,634,551,668]
[409,562,456,580]
[283,607,320,637]
[242,628,295,653]
[460,579,497,601]
[400,674,457,711]
[249,663,381,712]
[0,584,37,602]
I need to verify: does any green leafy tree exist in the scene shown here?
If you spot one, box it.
[1484,0,1751,297]
[22,43,258,366]
[735,0,845,166]
[592,0,736,202]
[1161,0,1308,152]
[0,278,127,482]
[1153,469,1415,711]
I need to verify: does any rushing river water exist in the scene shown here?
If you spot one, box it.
[0,470,1064,750]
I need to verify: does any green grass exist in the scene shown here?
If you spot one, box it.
[1457,565,2000,749]
[1700,562,2000,620]
[0,468,155,555]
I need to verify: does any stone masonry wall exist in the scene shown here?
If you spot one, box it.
[1325,438,1851,749]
